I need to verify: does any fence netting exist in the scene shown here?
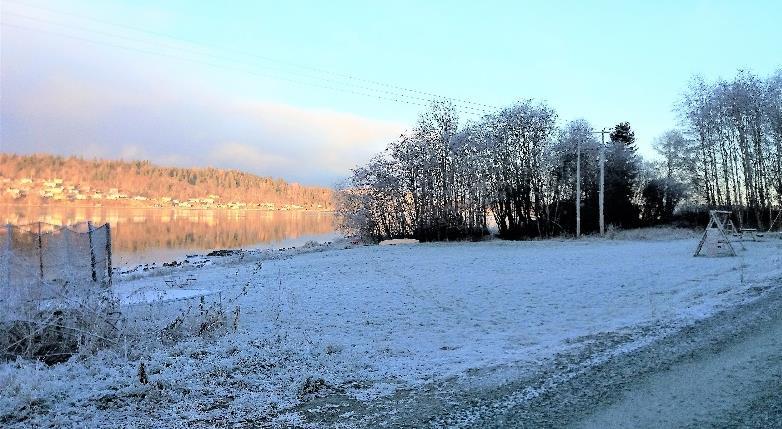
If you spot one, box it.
[1,221,241,364]
[1,222,115,361]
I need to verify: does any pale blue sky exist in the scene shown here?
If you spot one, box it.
[1,0,780,184]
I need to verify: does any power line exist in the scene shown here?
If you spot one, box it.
[2,0,498,112]
[4,11,489,113]
[1,20,490,117]
[0,14,488,116]
[0,21,439,111]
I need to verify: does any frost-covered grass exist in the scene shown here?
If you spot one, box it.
[601,226,700,241]
[2,235,782,427]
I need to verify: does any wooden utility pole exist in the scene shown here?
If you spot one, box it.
[600,130,606,236]
[576,137,581,238]
[592,128,612,236]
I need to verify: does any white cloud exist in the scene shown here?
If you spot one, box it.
[0,6,406,185]
[209,142,295,172]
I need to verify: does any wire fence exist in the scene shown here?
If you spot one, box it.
[0,222,243,364]
[0,221,112,289]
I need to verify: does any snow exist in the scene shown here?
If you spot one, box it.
[117,288,217,306]
[2,234,782,426]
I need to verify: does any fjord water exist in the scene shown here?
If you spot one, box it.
[1,206,337,267]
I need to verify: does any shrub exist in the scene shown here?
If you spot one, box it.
[0,283,119,365]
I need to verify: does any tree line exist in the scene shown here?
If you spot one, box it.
[337,101,645,241]
[337,68,781,242]
[656,69,782,228]
[0,154,334,208]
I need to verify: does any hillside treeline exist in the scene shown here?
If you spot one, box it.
[0,154,334,208]
[337,68,781,242]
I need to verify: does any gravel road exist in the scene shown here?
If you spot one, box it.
[572,290,782,428]
[466,280,782,428]
[296,278,782,428]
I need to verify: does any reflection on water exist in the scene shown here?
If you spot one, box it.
[0,206,337,266]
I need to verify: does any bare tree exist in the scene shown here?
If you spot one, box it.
[676,69,782,228]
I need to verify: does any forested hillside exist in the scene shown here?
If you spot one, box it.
[0,153,333,209]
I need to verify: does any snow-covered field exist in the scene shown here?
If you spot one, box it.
[2,233,782,427]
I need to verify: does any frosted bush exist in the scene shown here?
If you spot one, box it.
[0,282,120,365]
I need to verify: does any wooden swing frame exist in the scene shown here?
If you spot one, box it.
[694,210,737,257]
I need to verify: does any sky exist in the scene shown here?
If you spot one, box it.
[1,0,780,185]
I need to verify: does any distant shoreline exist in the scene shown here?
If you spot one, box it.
[0,153,335,212]
[0,203,334,213]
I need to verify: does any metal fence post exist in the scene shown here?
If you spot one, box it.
[105,224,112,287]
[37,222,44,282]
[87,221,97,282]
[5,224,11,288]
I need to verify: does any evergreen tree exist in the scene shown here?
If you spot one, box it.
[605,122,641,228]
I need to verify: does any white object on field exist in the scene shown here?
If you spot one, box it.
[379,238,419,246]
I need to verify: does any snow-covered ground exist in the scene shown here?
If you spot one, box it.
[2,233,782,427]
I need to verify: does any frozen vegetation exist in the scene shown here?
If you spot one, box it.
[2,231,782,427]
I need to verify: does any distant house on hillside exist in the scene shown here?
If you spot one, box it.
[5,188,24,199]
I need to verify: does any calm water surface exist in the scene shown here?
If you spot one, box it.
[1,206,338,267]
